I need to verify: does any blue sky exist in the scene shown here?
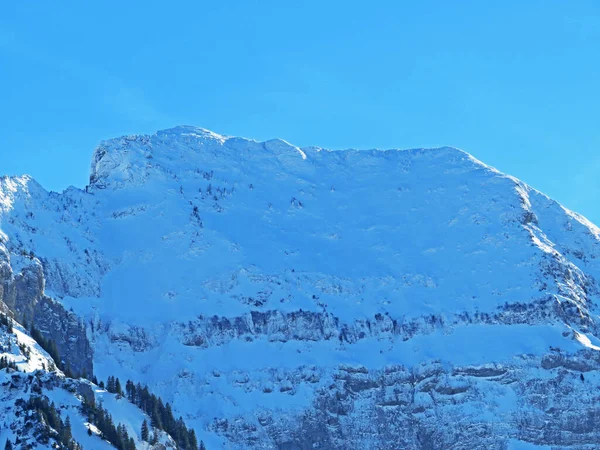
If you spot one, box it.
[1,1,599,223]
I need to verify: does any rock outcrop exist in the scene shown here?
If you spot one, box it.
[0,243,93,376]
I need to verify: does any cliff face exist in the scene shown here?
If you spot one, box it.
[0,239,93,377]
[1,126,600,448]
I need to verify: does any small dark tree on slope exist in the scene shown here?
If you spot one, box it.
[141,419,149,441]
[115,377,123,396]
[106,376,116,393]
[61,416,73,443]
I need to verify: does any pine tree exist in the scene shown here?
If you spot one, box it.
[107,376,115,393]
[62,415,73,443]
[125,379,135,401]
[4,439,13,450]
[141,419,149,441]
[199,440,206,450]
[164,402,175,433]
[115,377,123,396]
[188,429,198,450]
[150,401,162,429]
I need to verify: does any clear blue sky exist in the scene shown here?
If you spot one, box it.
[1,1,599,223]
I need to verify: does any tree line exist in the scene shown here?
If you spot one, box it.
[80,396,136,450]
[0,356,18,371]
[13,395,83,450]
[103,376,206,449]
[0,313,13,333]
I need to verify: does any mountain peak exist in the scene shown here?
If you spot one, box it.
[88,126,484,191]
[155,125,228,141]
[89,126,314,189]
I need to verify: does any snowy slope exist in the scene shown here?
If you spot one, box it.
[2,126,600,449]
[0,314,183,450]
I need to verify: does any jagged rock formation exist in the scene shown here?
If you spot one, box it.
[1,126,600,448]
[0,244,92,377]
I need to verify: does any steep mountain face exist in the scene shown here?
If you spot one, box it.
[2,126,600,449]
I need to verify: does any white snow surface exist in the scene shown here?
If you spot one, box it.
[1,126,600,448]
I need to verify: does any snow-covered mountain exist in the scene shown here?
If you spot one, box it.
[2,125,600,449]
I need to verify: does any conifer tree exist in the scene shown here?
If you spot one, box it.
[4,439,13,450]
[65,416,73,441]
[62,415,73,443]
[188,429,198,450]
[107,376,115,393]
[141,419,149,441]
[151,402,162,429]
[125,379,135,401]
